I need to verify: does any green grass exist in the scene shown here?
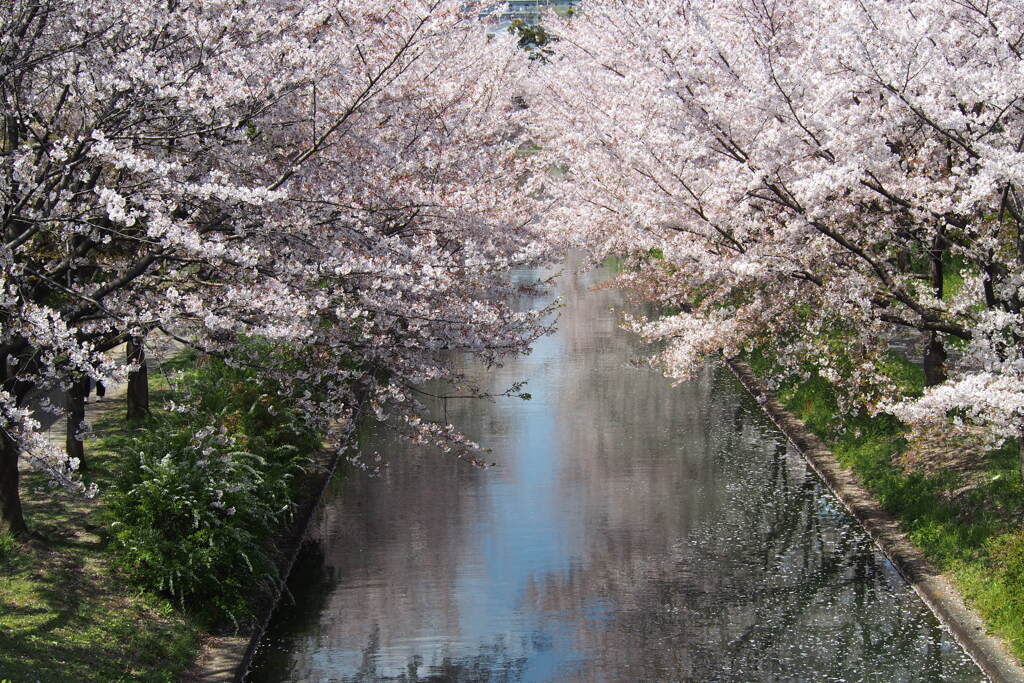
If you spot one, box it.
[747,348,1024,661]
[0,402,199,682]
[0,531,15,562]
[602,254,625,272]
[0,345,315,680]
[943,264,965,302]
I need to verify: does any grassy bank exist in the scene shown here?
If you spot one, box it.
[747,350,1024,661]
[0,402,199,681]
[0,344,329,681]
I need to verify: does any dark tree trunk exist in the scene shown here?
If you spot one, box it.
[1019,429,1024,487]
[126,335,149,421]
[896,249,911,274]
[924,228,947,387]
[0,429,28,538]
[923,331,947,387]
[65,374,89,472]
[0,350,28,537]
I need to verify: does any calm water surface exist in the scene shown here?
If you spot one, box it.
[249,264,981,682]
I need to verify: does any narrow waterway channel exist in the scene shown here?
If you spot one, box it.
[249,263,982,682]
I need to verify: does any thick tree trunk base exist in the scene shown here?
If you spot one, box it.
[923,332,947,387]
[0,431,28,538]
[127,336,149,421]
[66,375,88,473]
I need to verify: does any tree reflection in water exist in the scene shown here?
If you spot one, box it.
[248,263,979,683]
[351,630,529,683]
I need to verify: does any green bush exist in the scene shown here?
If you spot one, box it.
[154,341,324,457]
[109,414,292,627]
[0,531,16,566]
[108,344,321,629]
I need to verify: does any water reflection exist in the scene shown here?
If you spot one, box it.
[249,264,980,682]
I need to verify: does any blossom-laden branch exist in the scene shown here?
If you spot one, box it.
[532,0,1024,447]
[0,0,558,533]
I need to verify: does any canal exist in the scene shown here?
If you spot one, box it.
[248,262,981,682]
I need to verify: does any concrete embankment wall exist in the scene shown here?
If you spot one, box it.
[727,358,1024,683]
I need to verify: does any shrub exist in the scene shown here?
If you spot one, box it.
[0,532,16,566]
[108,343,321,629]
[109,415,291,626]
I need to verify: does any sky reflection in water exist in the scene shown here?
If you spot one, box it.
[249,264,981,683]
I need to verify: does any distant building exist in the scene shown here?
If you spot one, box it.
[472,0,580,33]
[502,0,579,23]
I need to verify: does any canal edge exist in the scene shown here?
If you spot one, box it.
[182,440,348,682]
[726,358,1024,683]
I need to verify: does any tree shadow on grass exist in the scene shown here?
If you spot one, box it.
[0,533,194,682]
[4,456,195,681]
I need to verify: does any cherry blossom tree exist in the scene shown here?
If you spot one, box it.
[532,0,1024,476]
[1,0,555,535]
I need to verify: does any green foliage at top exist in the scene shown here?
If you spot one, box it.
[509,19,558,61]
[107,341,323,630]
[178,341,323,458]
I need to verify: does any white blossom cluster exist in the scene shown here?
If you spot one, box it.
[532,0,1024,447]
[1,0,558,527]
